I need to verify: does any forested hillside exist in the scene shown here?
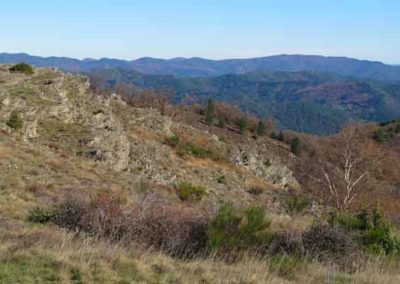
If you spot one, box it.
[89,69,400,134]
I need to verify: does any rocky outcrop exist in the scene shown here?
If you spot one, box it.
[0,65,301,210]
[229,142,300,190]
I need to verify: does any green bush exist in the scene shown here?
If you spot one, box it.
[362,209,400,255]
[9,63,34,74]
[207,203,271,252]
[188,144,213,158]
[374,129,393,142]
[28,207,55,223]
[163,135,180,147]
[283,195,309,216]
[176,143,218,159]
[330,209,400,255]
[6,111,23,130]
[176,181,206,202]
[328,211,369,231]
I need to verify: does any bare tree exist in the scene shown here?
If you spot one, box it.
[307,124,382,211]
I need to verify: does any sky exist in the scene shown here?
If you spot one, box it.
[1,0,399,63]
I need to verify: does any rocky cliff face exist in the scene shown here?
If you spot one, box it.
[0,65,300,211]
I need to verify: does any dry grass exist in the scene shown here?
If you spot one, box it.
[1,221,400,284]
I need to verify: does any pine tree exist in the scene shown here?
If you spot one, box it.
[278,131,285,142]
[205,99,214,125]
[256,120,265,136]
[290,137,301,155]
[217,115,226,128]
[237,117,247,134]
[395,122,400,134]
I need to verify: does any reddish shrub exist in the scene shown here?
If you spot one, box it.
[52,194,208,258]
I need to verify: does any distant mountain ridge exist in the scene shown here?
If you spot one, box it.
[1,52,400,81]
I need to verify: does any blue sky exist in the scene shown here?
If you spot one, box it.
[1,0,399,63]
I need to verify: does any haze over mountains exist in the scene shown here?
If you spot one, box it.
[2,52,400,134]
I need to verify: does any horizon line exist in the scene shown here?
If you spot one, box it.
[1,51,398,66]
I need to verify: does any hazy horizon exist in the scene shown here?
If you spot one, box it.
[2,51,399,66]
[1,0,399,64]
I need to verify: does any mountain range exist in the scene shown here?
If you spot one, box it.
[1,52,400,81]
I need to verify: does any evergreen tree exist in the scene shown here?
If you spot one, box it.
[237,117,247,134]
[395,122,400,134]
[217,115,226,128]
[256,120,265,136]
[290,137,301,155]
[205,99,214,125]
[375,129,390,142]
[278,131,285,142]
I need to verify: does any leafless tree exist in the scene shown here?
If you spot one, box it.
[307,124,382,211]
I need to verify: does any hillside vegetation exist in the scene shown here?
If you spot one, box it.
[1,65,400,283]
[88,68,400,134]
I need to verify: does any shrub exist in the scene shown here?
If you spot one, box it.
[188,144,213,158]
[268,231,302,256]
[328,211,369,231]
[207,203,271,254]
[247,186,263,195]
[176,143,219,160]
[290,137,301,155]
[6,111,23,130]
[28,207,55,223]
[216,175,226,184]
[136,204,208,257]
[263,159,272,167]
[362,209,400,255]
[282,195,309,216]
[330,209,400,255]
[302,224,355,262]
[51,194,208,258]
[176,181,206,202]
[53,193,125,239]
[9,63,34,74]
[163,134,180,147]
